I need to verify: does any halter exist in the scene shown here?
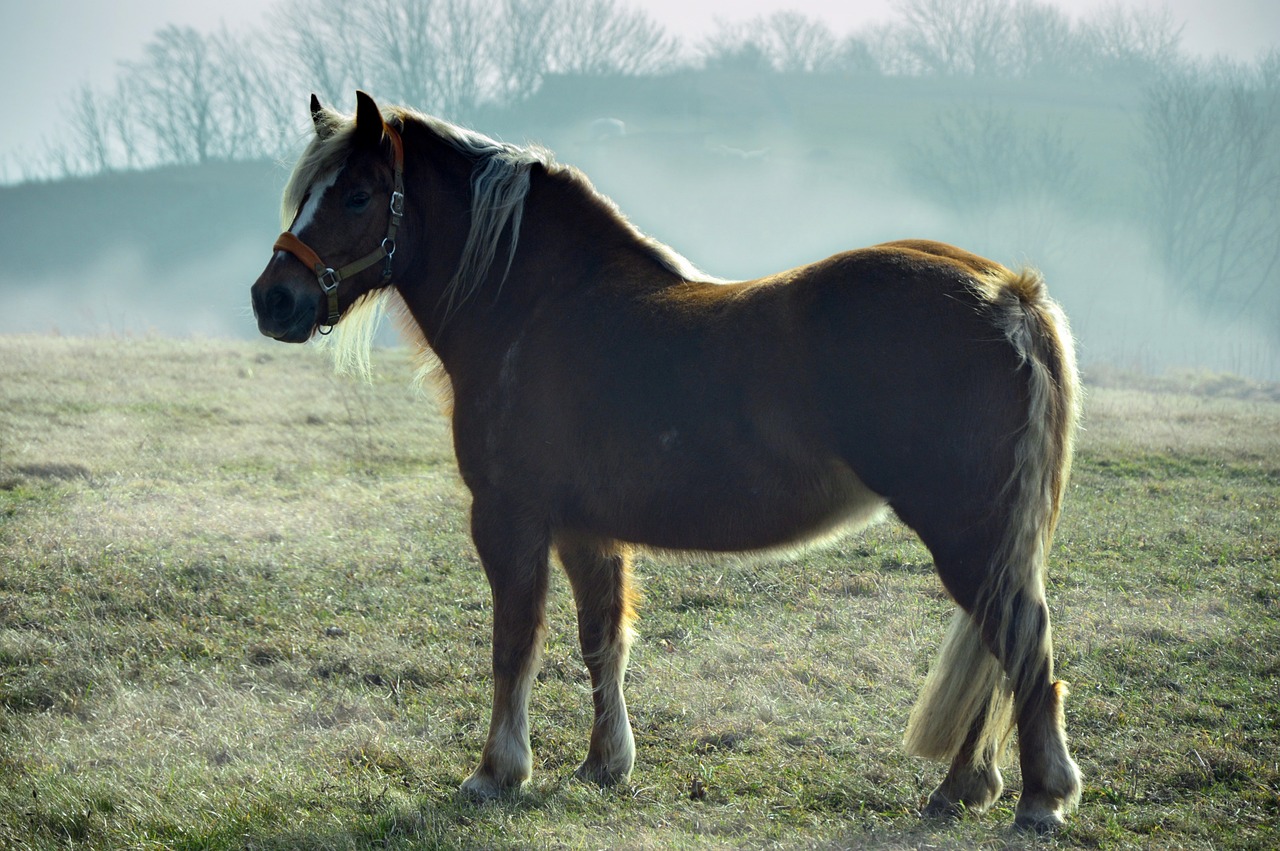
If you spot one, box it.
[273,123,406,334]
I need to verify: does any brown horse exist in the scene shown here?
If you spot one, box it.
[250,92,1082,831]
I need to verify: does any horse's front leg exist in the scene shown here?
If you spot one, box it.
[460,497,550,800]
[557,533,637,786]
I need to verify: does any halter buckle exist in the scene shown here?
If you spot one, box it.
[317,267,342,328]
[389,190,405,218]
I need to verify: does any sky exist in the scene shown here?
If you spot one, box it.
[0,0,1277,177]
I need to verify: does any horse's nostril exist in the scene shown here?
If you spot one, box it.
[265,287,294,320]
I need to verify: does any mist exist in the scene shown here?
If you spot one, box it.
[1,0,1277,382]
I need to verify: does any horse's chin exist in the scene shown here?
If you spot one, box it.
[259,319,316,344]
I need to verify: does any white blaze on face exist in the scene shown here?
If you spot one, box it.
[274,167,343,265]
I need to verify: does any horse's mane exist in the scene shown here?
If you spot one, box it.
[284,104,718,379]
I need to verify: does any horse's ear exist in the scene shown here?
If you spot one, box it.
[310,94,332,139]
[354,91,385,147]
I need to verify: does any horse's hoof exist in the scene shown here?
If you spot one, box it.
[1013,805,1066,834]
[921,794,965,821]
[459,771,522,802]
[921,767,1002,820]
[574,758,631,788]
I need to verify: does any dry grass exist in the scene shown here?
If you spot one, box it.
[1,335,1277,849]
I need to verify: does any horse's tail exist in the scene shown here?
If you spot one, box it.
[904,267,1079,768]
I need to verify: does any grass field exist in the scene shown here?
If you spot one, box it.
[1,336,1277,850]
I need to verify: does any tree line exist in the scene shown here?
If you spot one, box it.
[36,0,1241,177]
[50,0,679,177]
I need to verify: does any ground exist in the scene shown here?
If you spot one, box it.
[0,336,1277,849]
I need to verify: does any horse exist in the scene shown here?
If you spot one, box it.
[250,91,1083,832]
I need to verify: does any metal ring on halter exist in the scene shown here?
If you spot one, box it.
[380,239,397,282]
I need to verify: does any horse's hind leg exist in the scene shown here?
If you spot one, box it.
[460,498,551,800]
[922,682,1004,818]
[1001,596,1082,832]
[907,605,1010,819]
[556,533,637,786]
[907,536,1080,830]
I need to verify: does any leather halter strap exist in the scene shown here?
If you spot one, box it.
[272,123,406,333]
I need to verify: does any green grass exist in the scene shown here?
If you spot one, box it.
[1,336,1277,849]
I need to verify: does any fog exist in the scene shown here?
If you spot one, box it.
[2,242,265,340]
[0,0,1277,382]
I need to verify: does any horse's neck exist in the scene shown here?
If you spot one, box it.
[515,168,682,297]
[395,129,483,348]
[417,162,674,362]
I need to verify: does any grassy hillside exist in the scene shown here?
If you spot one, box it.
[1,336,1277,849]
[0,160,285,277]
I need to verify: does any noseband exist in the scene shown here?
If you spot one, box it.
[273,123,406,334]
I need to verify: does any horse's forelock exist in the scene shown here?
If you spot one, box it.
[281,111,360,230]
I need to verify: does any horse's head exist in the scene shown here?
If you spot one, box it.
[251,91,405,342]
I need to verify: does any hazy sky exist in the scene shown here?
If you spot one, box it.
[1,0,1276,176]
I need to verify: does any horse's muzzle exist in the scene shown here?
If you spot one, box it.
[251,266,320,343]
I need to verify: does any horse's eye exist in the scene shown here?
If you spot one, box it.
[347,191,372,212]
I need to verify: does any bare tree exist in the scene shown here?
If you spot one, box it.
[907,107,1085,259]
[111,22,296,167]
[492,0,561,103]
[268,0,682,120]
[837,35,881,76]
[701,12,844,74]
[1078,4,1183,81]
[701,18,773,73]
[272,0,370,106]
[432,0,495,119]
[69,83,114,174]
[106,76,144,171]
[765,12,842,73]
[125,25,223,164]
[280,0,497,120]
[1008,1,1078,79]
[552,0,680,77]
[891,0,1015,76]
[210,26,295,160]
[1142,56,1280,324]
[360,0,438,108]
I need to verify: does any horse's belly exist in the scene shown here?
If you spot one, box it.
[580,455,888,553]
